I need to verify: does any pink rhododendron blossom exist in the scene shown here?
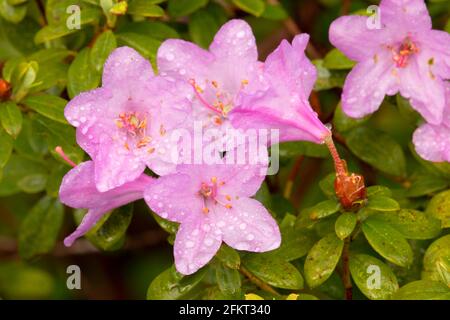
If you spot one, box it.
[230,34,331,144]
[144,152,281,275]
[60,161,154,246]
[157,19,266,147]
[329,0,450,124]
[413,85,450,163]
[65,47,192,192]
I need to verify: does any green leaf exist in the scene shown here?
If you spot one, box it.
[17,173,48,193]
[68,48,101,99]
[319,173,336,198]
[0,155,48,196]
[366,195,400,211]
[406,175,448,197]
[422,235,450,286]
[0,262,54,299]
[323,49,356,70]
[23,94,68,124]
[335,212,357,240]
[366,185,392,198]
[30,62,68,93]
[46,164,67,197]
[313,60,346,91]
[362,217,413,267]
[90,30,117,72]
[0,18,39,60]
[128,0,164,17]
[0,101,22,138]
[151,211,179,234]
[346,127,406,177]
[116,32,161,66]
[426,190,450,228]
[189,8,220,48]
[308,199,341,220]
[232,0,265,16]
[11,61,39,102]
[349,254,399,300]
[118,21,179,40]
[278,141,329,158]
[147,265,207,300]
[333,102,368,133]
[168,0,208,17]
[0,0,27,23]
[270,227,316,261]
[34,25,78,44]
[392,280,450,300]
[261,3,288,20]
[28,48,74,64]
[304,233,344,288]
[35,114,84,165]
[396,94,421,125]
[18,196,64,259]
[0,127,13,168]
[215,264,241,296]
[375,209,441,240]
[84,204,133,251]
[243,254,304,289]
[216,244,240,269]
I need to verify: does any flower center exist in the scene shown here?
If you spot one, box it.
[198,176,233,213]
[115,112,153,151]
[189,79,249,126]
[391,37,419,68]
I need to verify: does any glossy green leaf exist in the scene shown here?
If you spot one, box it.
[366,185,392,198]
[349,253,399,300]
[18,196,64,259]
[319,173,336,198]
[333,102,368,133]
[313,60,346,91]
[84,204,134,251]
[392,280,450,300]
[128,0,164,17]
[346,127,406,177]
[118,21,179,40]
[0,127,13,168]
[23,94,68,124]
[90,30,117,72]
[68,48,101,99]
[375,209,442,240]
[304,233,344,288]
[215,264,241,296]
[261,3,288,20]
[308,199,341,220]
[243,254,303,290]
[147,265,207,300]
[335,212,357,240]
[406,175,448,197]
[278,141,329,158]
[422,235,450,286]
[215,244,240,270]
[0,0,27,23]
[189,8,220,48]
[426,190,450,228]
[0,101,22,138]
[232,0,265,16]
[323,48,356,70]
[116,32,161,65]
[168,0,208,17]
[362,217,413,267]
[270,227,316,261]
[366,195,400,211]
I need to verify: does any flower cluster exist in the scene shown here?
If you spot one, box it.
[329,0,450,162]
[60,20,330,275]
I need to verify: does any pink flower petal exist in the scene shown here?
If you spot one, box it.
[173,217,222,275]
[157,39,213,80]
[329,15,391,62]
[413,123,450,163]
[215,198,280,252]
[102,46,154,89]
[63,208,104,247]
[144,173,203,223]
[380,0,431,33]
[341,50,398,119]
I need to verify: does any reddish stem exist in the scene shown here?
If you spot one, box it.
[324,135,346,177]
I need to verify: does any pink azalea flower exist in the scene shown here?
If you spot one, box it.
[329,0,450,124]
[60,161,154,246]
[157,20,266,144]
[230,34,331,144]
[413,84,450,163]
[144,152,281,275]
[65,47,192,192]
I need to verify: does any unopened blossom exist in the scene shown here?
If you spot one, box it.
[144,152,281,275]
[413,84,450,163]
[329,0,450,124]
[65,46,192,192]
[230,34,331,144]
[60,161,154,246]
[157,19,266,147]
